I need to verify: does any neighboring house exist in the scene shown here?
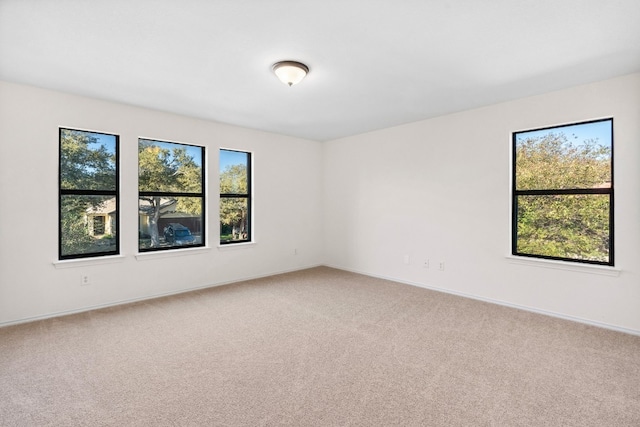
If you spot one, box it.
[138,198,201,237]
[85,198,201,239]
[85,198,116,237]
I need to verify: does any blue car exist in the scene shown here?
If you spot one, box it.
[163,223,196,245]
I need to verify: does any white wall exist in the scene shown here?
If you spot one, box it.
[2,74,639,333]
[0,81,324,325]
[323,73,640,334]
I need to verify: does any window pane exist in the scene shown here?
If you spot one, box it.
[139,139,203,193]
[139,196,203,250]
[516,194,610,262]
[60,129,117,191]
[515,121,612,190]
[61,195,117,257]
[220,150,249,194]
[220,198,249,242]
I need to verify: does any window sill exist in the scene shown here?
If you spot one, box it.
[53,255,126,269]
[217,241,256,251]
[135,246,211,261]
[505,255,621,276]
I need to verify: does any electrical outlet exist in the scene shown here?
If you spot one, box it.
[439,261,445,271]
[293,248,298,255]
[403,255,410,265]
[80,275,91,286]
[423,259,429,269]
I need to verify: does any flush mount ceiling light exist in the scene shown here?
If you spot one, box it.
[272,61,309,87]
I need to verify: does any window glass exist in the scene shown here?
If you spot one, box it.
[138,139,205,251]
[220,149,251,244]
[59,129,118,259]
[512,119,613,265]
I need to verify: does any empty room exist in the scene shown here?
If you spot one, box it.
[1,1,639,425]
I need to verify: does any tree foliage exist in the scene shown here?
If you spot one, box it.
[60,196,96,256]
[515,132,611,262]
[516,133,610,190]
[61,130,116,191]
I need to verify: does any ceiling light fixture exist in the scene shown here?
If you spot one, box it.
[272,61,309,87]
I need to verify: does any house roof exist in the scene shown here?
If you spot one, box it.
[1,1,639,141]
[86,198,116,215]
[138,198,177,215]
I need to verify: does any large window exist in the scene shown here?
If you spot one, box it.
[59,128,119,259]
[512,118,613,265]
[138,139,205,251]
[220,149,251,244]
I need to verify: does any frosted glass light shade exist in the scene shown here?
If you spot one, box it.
[273,61,309,86]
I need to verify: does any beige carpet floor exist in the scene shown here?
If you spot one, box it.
[1,266,639,426]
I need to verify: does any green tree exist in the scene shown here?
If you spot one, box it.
[61,131,116,191]
[60,130,116,256]
[60,196,95,255]
[220,164,248,240]
[516,133,610,190]
[515,132,611,262]
[138,141,202,248]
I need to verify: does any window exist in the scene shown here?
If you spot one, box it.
[92,216,105,235]
[138,139,205,251]
[220,149,251,244]
[59,128,119,259]
[512,118,613,265]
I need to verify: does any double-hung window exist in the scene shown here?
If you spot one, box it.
[59,128,119,259]
[138,139,205,251]
[220,149,251,244]
[512,118,613,265]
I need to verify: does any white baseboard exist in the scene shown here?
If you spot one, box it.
[0,263,323,328]
[325,264,640,337]
[4,263,638,337]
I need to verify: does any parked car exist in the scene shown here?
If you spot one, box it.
[163,223,196,245]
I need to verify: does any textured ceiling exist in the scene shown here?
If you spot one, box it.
[1,0,639,141]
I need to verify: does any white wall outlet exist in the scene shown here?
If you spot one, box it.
[293,248,298,255]
[439,261,445,271]
[423,259,429,269]
[80,275,91,286]
[403,254,410,265]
